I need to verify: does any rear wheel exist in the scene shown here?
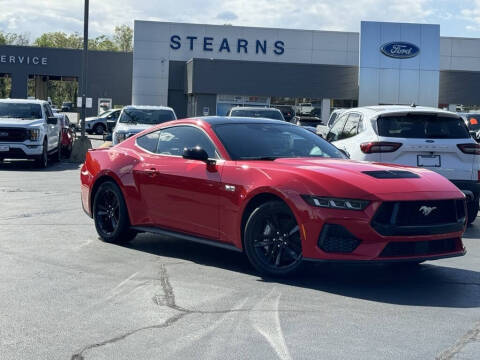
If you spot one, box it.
[93,181,136,243]
[93,123,105,135]
[244,201,303,277]
[467,198,479,224]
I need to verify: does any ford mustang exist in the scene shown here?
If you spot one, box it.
[80,117,467,276]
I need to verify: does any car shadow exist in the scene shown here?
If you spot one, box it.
[0,159,81,172]
[122,232,480,309]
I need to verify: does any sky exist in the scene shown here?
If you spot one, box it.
[2,0,480,40]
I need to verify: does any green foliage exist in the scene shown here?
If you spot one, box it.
[113,24,133,52]
[0,31,30,46]
[34,32,83,49]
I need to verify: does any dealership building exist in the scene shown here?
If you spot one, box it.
[2,20,480,119]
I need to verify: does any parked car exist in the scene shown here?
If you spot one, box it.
[273,105,296,121]
[81,117,467,277]
[85,109,121,135]
[326,105,480,223]
[296,102,315,115]
[227,106,285,121]
[61,102,75,112]
[112,105,177,145]
[327,108,346,127]
[293,115,323,127]
[0,99,61,167]
[54,113,74,158]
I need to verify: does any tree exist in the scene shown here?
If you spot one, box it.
[0,31,30,46]
[113,25,133,52]
[34,32,83,49]
[89,35,118,51]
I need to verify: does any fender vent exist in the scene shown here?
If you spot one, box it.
[362,170,420,179]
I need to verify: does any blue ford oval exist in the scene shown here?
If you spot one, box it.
[380,41,420,59]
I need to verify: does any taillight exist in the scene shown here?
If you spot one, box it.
[360,142,402,154]
[457,143,480,155]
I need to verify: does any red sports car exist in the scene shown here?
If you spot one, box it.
[80,117,467,276]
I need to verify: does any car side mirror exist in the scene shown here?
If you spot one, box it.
[183,146,214,164]
[47,117,58,125]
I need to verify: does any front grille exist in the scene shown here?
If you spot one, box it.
[372,199,466,236]
[379,238,459,258]
[318,224,361,253]
[0,127,28,142]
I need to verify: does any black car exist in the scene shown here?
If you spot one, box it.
[273,105,296,121]
[61,101,75,112]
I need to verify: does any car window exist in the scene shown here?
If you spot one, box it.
[213,123,345,160]
[466,114,480,131]
[342,113,361,139]
[0,103,42,119]
[43,104,54,118]
[119,108,176,125]
[136,131,160,153]
[327,114,348,141]
[377,114,470,139]
[156,126,218,158]
[229,109,284,121]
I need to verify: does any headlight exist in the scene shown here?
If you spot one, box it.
[115,132,127,143]
[29,129,41,141]
[301,195,369,210]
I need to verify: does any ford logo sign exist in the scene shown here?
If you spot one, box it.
[380,41,420,59]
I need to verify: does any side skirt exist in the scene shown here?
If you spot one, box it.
[132,226,242,252]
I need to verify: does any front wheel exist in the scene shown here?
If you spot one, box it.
[244,201,303,277]
[35,140,48,168]
[93,181,137,243]
[467,198,479,224]
[93,123,105,135]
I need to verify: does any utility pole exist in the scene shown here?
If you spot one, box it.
[80,0,89,138]
[70,0,92,162]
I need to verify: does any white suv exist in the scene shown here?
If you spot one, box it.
[112,105,177,145]
[0,99,60,168]
[327,105,480,223]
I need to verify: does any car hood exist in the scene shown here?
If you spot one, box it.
[85,116,99,122]
[114,123,154,134]
[245,158,464,201]
[0,118,44,127]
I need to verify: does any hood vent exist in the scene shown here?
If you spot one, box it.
[362,170,420,179]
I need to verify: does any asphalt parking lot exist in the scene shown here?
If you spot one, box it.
[0,136,479,360]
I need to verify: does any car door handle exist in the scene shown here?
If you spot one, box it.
[143,168,159,177]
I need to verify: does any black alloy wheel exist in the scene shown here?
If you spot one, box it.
[244,201,303,276]
[36,139,48,168]
[93,181,137,243]
[93,123,105,135]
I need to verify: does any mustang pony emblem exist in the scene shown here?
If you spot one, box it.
[419,206,437,216]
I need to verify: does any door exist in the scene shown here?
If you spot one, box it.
[135,125,223,239]
[43,104,59,151]
[333,113,362,158]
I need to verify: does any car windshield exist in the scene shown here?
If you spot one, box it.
[377,114,470,139]
[119,108,175,125]
[229,109,284,121]
[98,110,114,118]
[298,118,322,127]
[0,103,42,120]
[213,122,345,160]
[466,114,480,131]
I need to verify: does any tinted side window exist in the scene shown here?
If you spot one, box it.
[343,113,361,138]
[327,114,348,141]
[43,104,53,118]
[136,131,160,153]
[156,126,218,158]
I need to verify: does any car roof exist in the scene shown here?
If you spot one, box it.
[229,106,282,112]
[181,116,291,126]
[343,105,459,118]
[0,98,48,105]
[123,105,174,111]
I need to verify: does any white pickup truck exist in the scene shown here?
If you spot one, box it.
[0,99,61,168]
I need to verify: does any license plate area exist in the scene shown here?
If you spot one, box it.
[417,155,441,167]
[0,145,9,152]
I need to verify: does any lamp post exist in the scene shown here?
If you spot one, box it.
[70,0,92,162]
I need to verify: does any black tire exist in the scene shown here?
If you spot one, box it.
[35,139,48,168]
[54,137,62,162]
[63,144,72,159]
[93,181,137,243]
[93,123,105,135]
[244,201,303,277]
[467,198,479,224]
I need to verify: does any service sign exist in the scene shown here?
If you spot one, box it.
[380,41,420,59]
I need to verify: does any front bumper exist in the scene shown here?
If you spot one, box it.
[0,143,43,159]
[299,198,466,262]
